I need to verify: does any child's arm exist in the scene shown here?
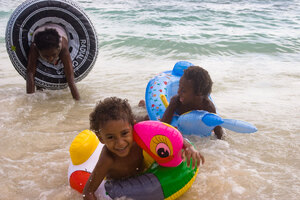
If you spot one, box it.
[161,95,180,123]
[60,38,80,100]
[214,126,224,139]
[26,43,38,94]
[182,138,205,169]
[206,99,224,139]
[83,147,113,200]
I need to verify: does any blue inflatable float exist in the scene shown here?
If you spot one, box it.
[145,61,257,137]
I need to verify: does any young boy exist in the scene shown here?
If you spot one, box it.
[83,97,204,200]
[161,66,224,139]
[26,23,80,100]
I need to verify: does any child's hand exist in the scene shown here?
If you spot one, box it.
[182,140,205,169]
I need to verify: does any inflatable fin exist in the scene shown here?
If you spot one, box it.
[177,110,257,137]
[222,119,257,133]
[160,94,169,108]
[172,61,194,76]
[202,113,224,127]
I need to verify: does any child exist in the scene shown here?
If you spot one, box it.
[26,23,80,100]
[161,66,224,139]
[83,97,205,200]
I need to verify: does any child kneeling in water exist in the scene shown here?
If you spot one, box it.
[83,97,205,200]
[27,23,80,100]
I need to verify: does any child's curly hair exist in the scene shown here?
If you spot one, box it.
[34,28,60,51]
[182,66,213,96]
[89,97,135,133]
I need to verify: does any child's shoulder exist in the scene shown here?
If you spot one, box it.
[202,97,216,112]
[100,146,115,162]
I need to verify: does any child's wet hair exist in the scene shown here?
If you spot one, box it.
[89,97,135,133]
[34,28,60,51]
[182,66,213,96]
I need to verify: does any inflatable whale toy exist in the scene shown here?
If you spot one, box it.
[145,61,257,137]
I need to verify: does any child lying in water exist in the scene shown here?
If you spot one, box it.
[161,66,224,139]
[83,97,205,200]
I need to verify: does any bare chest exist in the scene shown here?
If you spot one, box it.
[108,148,144,179]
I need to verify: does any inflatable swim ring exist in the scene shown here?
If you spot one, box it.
[68,121,199,200]
[6,0,98,89]
[145,61,257,137]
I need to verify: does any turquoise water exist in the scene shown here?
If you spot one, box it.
[102,1,298,55]
[0,0,299,199]
[91,0,300,60]
[2,0,299,58]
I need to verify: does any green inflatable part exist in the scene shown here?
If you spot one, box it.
[146,160,197,198]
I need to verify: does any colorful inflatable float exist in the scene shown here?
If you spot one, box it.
[6,0,98,89]
[145,61,257,137]
[68,121,199,200]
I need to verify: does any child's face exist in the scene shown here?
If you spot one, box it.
[39,47,61,64]
[178,76,197,105]
[98,119,133,158]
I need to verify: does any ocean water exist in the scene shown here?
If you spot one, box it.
[0,0,300,199]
